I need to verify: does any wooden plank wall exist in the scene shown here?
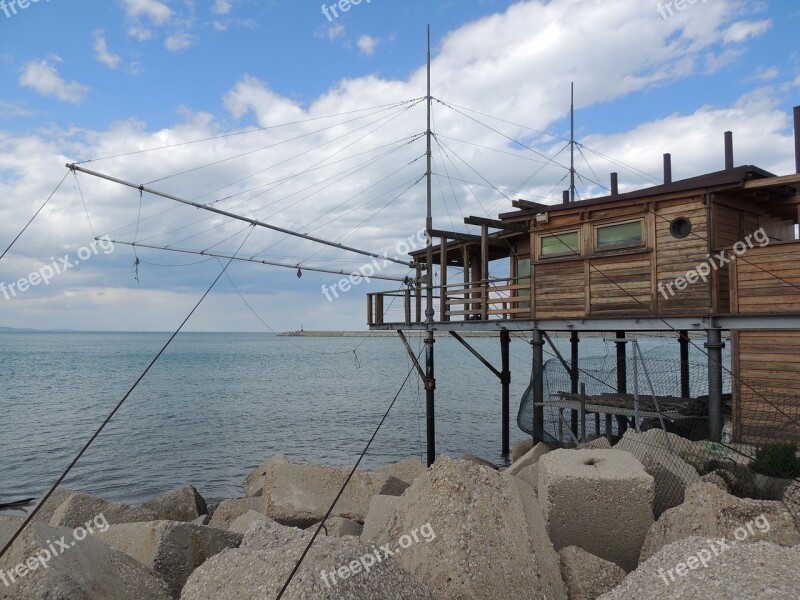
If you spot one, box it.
[730,240,800,444]
[732,330,800,444]
[533,261,585,318]
[654,199,711,316]
[588,255,653,316]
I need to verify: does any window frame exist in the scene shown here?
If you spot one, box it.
[593,219,645,252]
[538,230,581,259]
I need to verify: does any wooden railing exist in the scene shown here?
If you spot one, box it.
[367,276,531,325]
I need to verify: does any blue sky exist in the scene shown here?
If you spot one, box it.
[0,0,798,331]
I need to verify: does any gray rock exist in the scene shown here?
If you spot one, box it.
[513,438,535,462]
[640,482,800,562]
[0,521,171,600]
[559,545,625,600]
[242,453,289,497]
[577,437,612,450]
[360,495,402,542]
[94,520,242,598]
[506,442,550,477]
[375,458,426,486]
[458,452,498,469]
[307,516,363,538]
[699,470,730,492]
[228,511,271,535]
[599,537,800,599]
[208,497,261,531]
[139,486,208,522]
[49,487,208,529]
[191,515,210,526]
[260,463,408,527]
[27,488,74,524]
[370,456,567,600]
[181,519,436,599]
[615,429,700,517]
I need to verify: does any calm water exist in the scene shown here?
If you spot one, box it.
[0,332,727,507]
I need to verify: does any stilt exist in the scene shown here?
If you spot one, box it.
[679,330,690,398]
[616,331,628,435]
[500,328,511,456]
[706,328,724,442]
[570,332,579,437]
[424,26,436,467]
[532,329,545,442]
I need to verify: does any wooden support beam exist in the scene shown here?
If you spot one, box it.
[481,225,489,321]
[512,199,551,212]
[464,216,528,233]
[428,228,506,246]
[743,173,800,190]
[440,238,449,322]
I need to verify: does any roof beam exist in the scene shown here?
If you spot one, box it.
[743,173,800,190]
[463,216,528,233]
[428,228,504,245]
[512,199,551,212]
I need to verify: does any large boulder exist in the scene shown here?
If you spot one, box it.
[783,479,800,530]
[369,456,566,600]
[228,511,272,535]
[513,438,535,462]
[307,516,363,538]
[49,487,208,529]
[94,520,241,598]
[539,449,654,572]
[27,488,74,524]
[360,495,403,542]
[260,463,408,527]
[208,497,261,531]
[615,429,700,517]
[242,453,289,497]
[558,546,625,600]
[506,442,550,477]
[376,458,427,486]
[640,482,800,561]
[139,486,207,522]
[0,519,171,600]
[577,437,612,450]
[180,519,435,599]
[599,537,800,599]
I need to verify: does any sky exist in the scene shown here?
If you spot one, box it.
[0,0,798,332]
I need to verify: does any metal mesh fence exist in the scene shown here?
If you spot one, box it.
[517,352,800,525]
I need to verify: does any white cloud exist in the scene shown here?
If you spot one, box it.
[121,0,172,25]
[18,60,89,104]
[128,25,153,41]
[213,0,232,16]
[722,20,771,43]
[165,32,197,52]
[357,34,380,56]
[750,66,779,81]
[328,23,345,41]
[93,31,122,70]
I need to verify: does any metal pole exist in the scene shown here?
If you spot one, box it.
[570,331,579,437]
[531,329,545,442]
[500,328,510,456]
[616,330,628,435]
[679,330,690,398]
[66,165,415,268]
[706,328,724,442]
[424,26,436,467]
[570,82,575,203]
[632,339,640,431]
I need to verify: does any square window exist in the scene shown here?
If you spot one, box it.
[596,221,643,250]
[541,232,579,257]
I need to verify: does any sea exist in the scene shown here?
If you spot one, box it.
[0,331,730,508]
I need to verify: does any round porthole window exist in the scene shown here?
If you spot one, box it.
[670,217,692,239]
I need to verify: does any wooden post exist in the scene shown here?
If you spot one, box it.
[500,328,511,456]
[679,330,690,398]
[531,330,545,442]
[367,294,374,326]
[376,294,384,325]
[463,246,471,321]
[404,289,411,326]
[415,267,422,323]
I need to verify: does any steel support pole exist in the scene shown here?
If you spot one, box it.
[616,331,628,435]
[706,328,724,442]
[501,328,511,456]
[679,330,690,398]
[570,332,579,436]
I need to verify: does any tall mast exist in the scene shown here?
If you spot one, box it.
[570,82,575,203]
[424,25,436,467]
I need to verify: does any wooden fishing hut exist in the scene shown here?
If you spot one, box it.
[368,106,800,462]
